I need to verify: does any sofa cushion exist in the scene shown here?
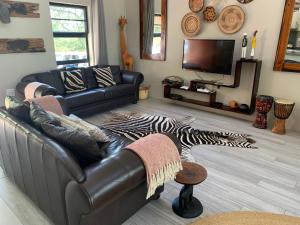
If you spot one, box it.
[93,67,116,87]
[41,123,106,168]
[82,67,98,89]
[30,102,61,130]
[36,71,66,95]
[101,84,135,99]
[99,65,122,84]
[60,70,87,94]
[64,89,105,109]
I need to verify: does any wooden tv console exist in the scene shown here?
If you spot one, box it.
[163,59,262,115]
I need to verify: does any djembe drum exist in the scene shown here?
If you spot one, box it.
[253,95,274,129]
[272,99,295,135]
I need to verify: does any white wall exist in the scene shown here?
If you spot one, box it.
[0,0,56,103]
[0,0,125,104]
[125,0,300,131]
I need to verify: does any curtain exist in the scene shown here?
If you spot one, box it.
[91,0,108,65]
[143,0,154,55]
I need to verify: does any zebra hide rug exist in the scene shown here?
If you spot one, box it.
[89,112,257,161]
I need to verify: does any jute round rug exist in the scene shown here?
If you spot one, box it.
[191,212,300,225]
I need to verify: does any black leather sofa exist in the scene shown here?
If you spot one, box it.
[0,108,181,225]
[16,65,144,117]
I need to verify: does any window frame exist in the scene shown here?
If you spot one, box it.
[50,2,90,67]
[153,13,162,38]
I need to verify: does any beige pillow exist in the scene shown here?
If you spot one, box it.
[48,112,110,143]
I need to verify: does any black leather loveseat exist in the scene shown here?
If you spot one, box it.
[16,65,144,117]
[0,108,181,225]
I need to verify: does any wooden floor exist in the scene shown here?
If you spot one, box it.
[0,99,300,225]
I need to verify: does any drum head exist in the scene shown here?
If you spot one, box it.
[275,99,295,105]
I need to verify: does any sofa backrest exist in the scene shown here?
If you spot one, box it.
[0,109,85,225]
[22,71,66,95]
[21,65,123,96]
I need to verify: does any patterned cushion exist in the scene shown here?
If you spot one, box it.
[93,67,116,87]
[60,70,87,94]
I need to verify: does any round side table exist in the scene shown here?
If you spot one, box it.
[172,162,207,218]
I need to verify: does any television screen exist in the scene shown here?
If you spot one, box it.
[182,39,235,75]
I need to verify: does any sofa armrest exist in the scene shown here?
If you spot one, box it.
[80,150,145,210]
[121,71,144,85]
[121,71,144,102]
[16,81,58,99]
[78,133,181,210]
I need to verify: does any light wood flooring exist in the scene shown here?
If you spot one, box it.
[0,99,300,225]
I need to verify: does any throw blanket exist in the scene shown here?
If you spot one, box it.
[89,112,257,162]
[24,82,45,99]
[126,134,182,199]
[32,96,64,115]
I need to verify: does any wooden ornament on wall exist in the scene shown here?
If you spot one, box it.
[189,0,204,13]
[4,0,40,18]
[0,38,46,54]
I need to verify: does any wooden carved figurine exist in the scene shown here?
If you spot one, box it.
[241,33,248,59]
[251,30,258,59]
[119,16,134,71]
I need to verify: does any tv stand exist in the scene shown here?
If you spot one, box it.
[163,59,262,115]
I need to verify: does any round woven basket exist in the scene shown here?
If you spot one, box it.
[203,6,217,23]
[191,212,300,225]
[181,12,201,37]
[189,0,204,13]
[238,0,253,3]
[218,5,245,34]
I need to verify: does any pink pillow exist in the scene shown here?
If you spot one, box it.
[32,96,64,115]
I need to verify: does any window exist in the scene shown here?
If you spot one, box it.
[50,3,90,68]
[152,14,162,54]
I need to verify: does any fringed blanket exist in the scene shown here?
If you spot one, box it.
[89,112,257,161]
[126,134,182,199]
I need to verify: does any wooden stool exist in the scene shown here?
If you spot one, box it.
[172,162,207,218]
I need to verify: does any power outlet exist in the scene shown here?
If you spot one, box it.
[6,89,16,97]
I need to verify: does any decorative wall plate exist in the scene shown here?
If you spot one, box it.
[203,6,217,23]
[218,5,245,34]
[189,0,204,13]
[237,0,253,4]
[181,12,201,37]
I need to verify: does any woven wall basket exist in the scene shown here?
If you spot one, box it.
[218,5,245,34]
[189,0,204,13]
[237,0,253,4]
[203,6,217,23]
[181,12,201,37]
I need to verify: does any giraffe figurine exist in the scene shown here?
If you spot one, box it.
[119,16,134,71]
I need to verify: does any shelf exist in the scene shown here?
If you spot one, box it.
[170,86,216,96]
[165,96,252,115]
[165,86,217,106]
[163,59,262,117]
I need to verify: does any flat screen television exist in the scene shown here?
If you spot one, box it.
[182,39,235,75]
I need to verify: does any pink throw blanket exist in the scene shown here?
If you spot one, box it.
[24,82,45,99]
[126,134,182,199]
[32,96,64,115]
